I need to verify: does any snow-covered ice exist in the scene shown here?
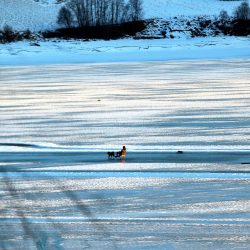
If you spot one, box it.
[1,59,250,249]
[1,60,250,148]
[1,174,250,249]
[1,37,250,65]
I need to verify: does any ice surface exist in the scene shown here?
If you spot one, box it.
[1,175,250,249]
[1,60,250,149]
[1,60,250,249]
[1,37,250,66]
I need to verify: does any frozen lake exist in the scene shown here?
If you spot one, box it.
[1,60,250,249]
[1,60,250,149]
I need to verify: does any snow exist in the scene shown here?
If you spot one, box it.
[1,1,250,248]
[0,0,245,31]
[1,60,250,148]
[0,0,61,31]
[1,60,250,249]
[1,59,250,149]
[1,174,250,249]
[1,36,250,66]
[143,0,242,18]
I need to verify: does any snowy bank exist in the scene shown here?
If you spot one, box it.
[1,36,250,66]
[0,0,241,31]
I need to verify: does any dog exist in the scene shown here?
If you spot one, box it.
[107,151,115,158]
[115,151,122,158]
[177,150,183,154]
[107,150,123,159]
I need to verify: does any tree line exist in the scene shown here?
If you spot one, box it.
[1,0,250,43]
[57,0,144,28]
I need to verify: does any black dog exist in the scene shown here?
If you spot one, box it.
[107,151,115,158]
[115,151,122,158]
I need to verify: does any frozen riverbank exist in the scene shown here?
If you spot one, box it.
[1,36,250,66]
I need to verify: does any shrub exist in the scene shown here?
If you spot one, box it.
[22,29,32,39]
[0,25,33,43]
[43,20,146,40]
[0,25,19,43]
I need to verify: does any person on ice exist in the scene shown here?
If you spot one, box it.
[121,146,126,158]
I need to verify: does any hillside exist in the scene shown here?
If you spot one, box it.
[144,0,241,18]
[0,0,244,31]
[0,0,60,31]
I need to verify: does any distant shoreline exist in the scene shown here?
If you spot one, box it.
[1,36,250,66]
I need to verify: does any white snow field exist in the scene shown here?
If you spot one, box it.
[143,0,242,18]
[0,0,244,31]
[0,0,61,31]
[1,36,250,66]
[1,60,250,249]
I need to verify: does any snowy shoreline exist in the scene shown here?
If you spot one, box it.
[1,36,250,66]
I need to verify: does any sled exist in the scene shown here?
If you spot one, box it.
[107,151,126,159]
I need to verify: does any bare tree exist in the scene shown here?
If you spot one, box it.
[115,0,125,24]
[2,25,16,43]
[122,2,131,22]
[64,0,140,28]
[219,10,230,24]
[129,0,144,21]
[57,6,73,28]
[234,1,250,20]
[67,0,86,27]
[100,0,109,25]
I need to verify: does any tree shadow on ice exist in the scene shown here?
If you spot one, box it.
[0,169,118,249]
[51,179,118,249]
[0,169,62,250]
